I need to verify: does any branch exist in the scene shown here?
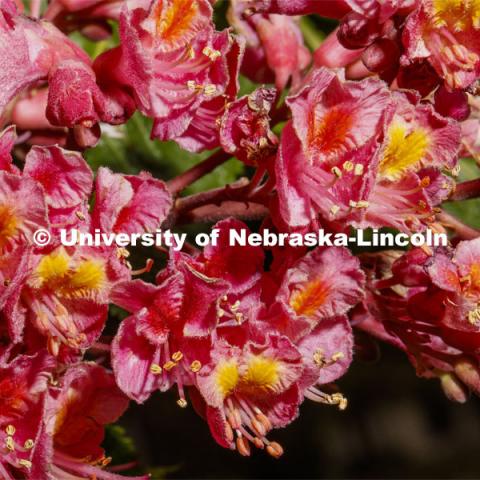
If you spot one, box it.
[178,201,269,224]
[167,150,231,195]
[437,210,480,240]
[450,179,480,201]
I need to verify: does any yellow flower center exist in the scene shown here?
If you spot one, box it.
[241,356,279,393]
[216,360,240,397]
[215,356,282,398]
[34,249,106,300]
[432,0,480,31]
[379,122,430,181]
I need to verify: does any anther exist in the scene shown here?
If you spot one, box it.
[354,164,364,175]
[253,437,265,449]
[202,46,221,61]
[266,441,284,459]
[177,399,188,408]
[163,361,176,371]
[225,424,234,443]
[24,439,34,450]
[331,352,345,362]
[330,205,340,216]
[5,425,15,436]
[236,436,251,456]
[5,436,14,451]
[190,360,202,373]
[331,166,342,178]
[172,351,183,362]
[251,418,266,437]
[343,161,354,172]
[18,459,32,469]
[150,364,163,375]
[204,84,217,96]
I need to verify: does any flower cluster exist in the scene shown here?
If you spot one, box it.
[1,0,480,476]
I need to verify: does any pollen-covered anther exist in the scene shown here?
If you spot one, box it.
[5,425,15,436]
[331,352,345,362]
[5,436,14,451]
[349,200,369,209]
[116,247,130,259]
[163,361,177,371]
[172,351,184,362]
[467,307,480,325]
[177,398,188,408]
[313,349,325,367]
[266,441,284,459]
[190,360,202,373]
[203,84,217,96]
[24,439,34,450]
[330,393,348,410]
[331,166,342,178]
[330,205,340,217]
[354,164,364,176]
[202,46,221,61]
[18,459,32,470]
[150,363,163,375]
[236,435,251,456]
[343,161,354,172]
[75,211,86,221]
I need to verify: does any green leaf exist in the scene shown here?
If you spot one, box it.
[86,113,244,191]
[443,158,480,228]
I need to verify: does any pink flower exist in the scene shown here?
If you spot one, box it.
[275,68,392,229]
[43,363,146,479]
[96,0,243,151]
[194,332,303,457]
[228,1,311,90]
[0,352,55,480]
[0,2,134,144]
[402,1,480,90]
[219,87,278,166]
[275,68,460,231]
[354,245,480,402]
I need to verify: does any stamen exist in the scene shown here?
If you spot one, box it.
[330,205,340,216]
[331,166,342,178]
[190,360,202,373]
[354,164,364,175]
[150,364,163,375]
[24,439,34,450]
[163,361,176,371]
[131,258,154,276]
[18,459,32,470]
[236,436,251,456]
[177,398,188,408]
[5,425,15,436]
[266,441,284,459]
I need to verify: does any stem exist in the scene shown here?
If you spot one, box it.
[450,178,480,201]
[175,178,250,213]
[31,0,42,18]
[437,210,480,240]
[179,201,269,224]
[167,150,230,195]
